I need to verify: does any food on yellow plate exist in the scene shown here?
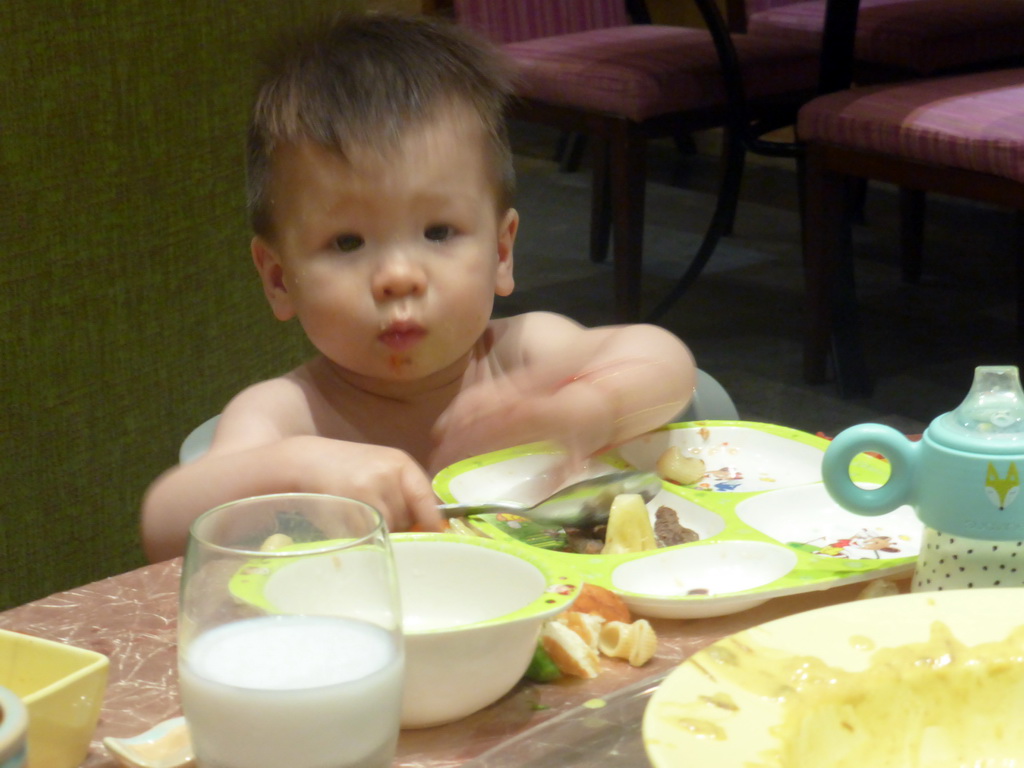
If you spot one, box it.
[656,446,706,486]
[602,493,659,555]
[572,583,631,624]
[780,622,1024,766]
[688,621,1024,767]
[541,620,602,679]
[598,619,657,667]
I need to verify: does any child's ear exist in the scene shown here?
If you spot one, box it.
[495,208,518,297]
[251,236,295,321]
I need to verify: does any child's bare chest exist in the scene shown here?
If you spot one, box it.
[308,389,450,466]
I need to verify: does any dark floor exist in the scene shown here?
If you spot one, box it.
[499,121,1020,438]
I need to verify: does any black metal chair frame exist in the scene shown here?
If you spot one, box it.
[644,0,861,322]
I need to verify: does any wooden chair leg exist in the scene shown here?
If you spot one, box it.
[899,187,926,282]
[849,177,868,225]
[673,130,697,156]
[609,119,646,322]
[801,147,872,396]
[557,131,588,173]
[590,137,612,263]
[801,150,837,385]
[830,178,874,398]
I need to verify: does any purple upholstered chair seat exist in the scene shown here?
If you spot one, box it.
[798,67,1024,183]
[504,25,820,122]
[455,0,630,44]
[748,0,1024,75]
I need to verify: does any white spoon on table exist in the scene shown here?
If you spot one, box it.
[103,717,194,768]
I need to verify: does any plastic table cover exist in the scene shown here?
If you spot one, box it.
[0,559,892,767]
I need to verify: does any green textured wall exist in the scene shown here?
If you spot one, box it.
[0,1,363,609]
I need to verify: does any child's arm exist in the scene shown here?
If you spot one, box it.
[141,389,442,563]
[430,312,696,470]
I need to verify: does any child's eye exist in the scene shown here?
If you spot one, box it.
[333,234,364,253]
[424,225,454,243]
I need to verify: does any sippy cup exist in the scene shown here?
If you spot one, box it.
[821,365,1024,592]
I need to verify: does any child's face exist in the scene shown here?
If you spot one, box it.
[252,109,517,385]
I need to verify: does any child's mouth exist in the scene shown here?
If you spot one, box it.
[379,322,426,352]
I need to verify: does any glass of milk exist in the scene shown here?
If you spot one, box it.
[178,493,404,768]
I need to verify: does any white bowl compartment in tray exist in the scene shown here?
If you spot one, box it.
[616,426,823,493]
[735,484,923,561]
[611,540,797,619]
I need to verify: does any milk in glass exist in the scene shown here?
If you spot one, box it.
[180,615,403,768]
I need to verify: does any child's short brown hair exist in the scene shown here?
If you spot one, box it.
[246,12,516,238]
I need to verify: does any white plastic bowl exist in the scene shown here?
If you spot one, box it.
[391,534,579,728]
[239,532,580,730]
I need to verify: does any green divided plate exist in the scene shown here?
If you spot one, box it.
[433,421,922,619]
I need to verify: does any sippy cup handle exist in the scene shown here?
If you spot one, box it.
[821,424,920,516]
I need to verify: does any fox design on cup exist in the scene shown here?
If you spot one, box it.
[985,463,1020,511]
[916,462,1024,591]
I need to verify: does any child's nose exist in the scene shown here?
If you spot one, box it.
[372,257,427,301]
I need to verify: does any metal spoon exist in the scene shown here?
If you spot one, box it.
[438,470,662,528]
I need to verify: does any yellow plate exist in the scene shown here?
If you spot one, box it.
[643,588,1024,767]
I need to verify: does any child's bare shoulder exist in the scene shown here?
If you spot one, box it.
[490,311,603,363]
[215,366,319,444]
[226,368,311,412]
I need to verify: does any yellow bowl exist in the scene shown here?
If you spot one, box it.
[0,629,108,768]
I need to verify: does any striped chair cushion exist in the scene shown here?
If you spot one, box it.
[504,25,820,123]
[454,0,630,44]
[797,68,1024,183]
[748,0,1024,75]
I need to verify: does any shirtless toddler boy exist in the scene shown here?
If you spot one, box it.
[141,12,696,562]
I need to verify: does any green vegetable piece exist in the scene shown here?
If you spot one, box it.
[524,643,562,682]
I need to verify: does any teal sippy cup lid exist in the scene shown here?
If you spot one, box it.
[930,366,1024,454]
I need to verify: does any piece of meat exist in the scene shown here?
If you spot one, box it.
[564,524,607,555]
[654,506,699,547]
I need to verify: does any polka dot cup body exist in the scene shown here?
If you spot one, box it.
[913,527,1024,592]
